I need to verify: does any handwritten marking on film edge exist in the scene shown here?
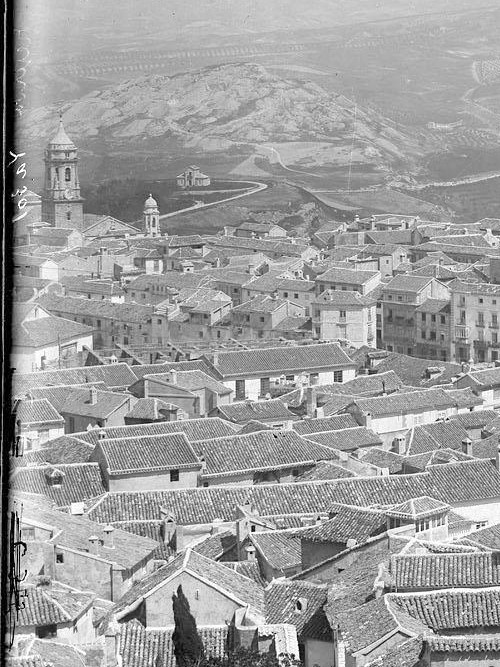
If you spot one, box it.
[7,506,28,648]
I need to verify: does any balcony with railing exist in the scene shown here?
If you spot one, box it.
[476,320,486,328]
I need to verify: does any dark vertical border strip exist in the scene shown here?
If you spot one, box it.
[2,0,16,662]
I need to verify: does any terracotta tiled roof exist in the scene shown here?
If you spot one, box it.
[350,387,457,416]
[250,530,302,571]
[214,342,355,378]
[12,462,106,508]
[222,561,267,588]
[194,430,338,479]
[360,448,404,474]
[22,500,158,570]
[119,620,231,667]
[38,294,154,322]
[304,427,383,452]
[125,398,178,421]
[392,552,500,591]
[87,460,500,525]
[316,266,379,285]
[467,367,500,389]
[15,436,94,466]
[403,448,472,472]
[293,414,359,434]
[129,358,216,380]
[405,420,470,456]
[192,531,238,561]
[13,363,137,396]
[373,353,460,387]
[457,522,500,550]
[388,588,500,631]
[144,370,232,395]
[14,398,63,425]
[15,315,93,349]
[29,386,132,420]
[96,432,201,475]
[75,417,238,446]
[452,410,498,429]
[299,504,387,545]
[13,583,93,629]
[428,634,500,652]
[365,637,424,666]
[265,579,331,641]
[217,399,297,424]
[294,461,355,482]
[115,549,265,616]
[333,597,399,653]
[384,496,450,520]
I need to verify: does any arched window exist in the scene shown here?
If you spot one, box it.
[65,167,71,182]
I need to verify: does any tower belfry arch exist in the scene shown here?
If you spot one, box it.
[41,114,84,228]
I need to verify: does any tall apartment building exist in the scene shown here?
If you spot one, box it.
[381,275,450,357]
[450,281,500,363]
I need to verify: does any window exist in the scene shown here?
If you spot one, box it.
[36,625,57,639]
[431,314,436,323]
[195,589,200,600]
[284,292,289,298]
[421,313,426,322]
[479,298,484,304]
[157,318,162,325]
[493,333,498,344]
[292,469,299,477]
[440,315,446,324]
[294,293,299,299]
[429,331,436,341]
[259,317,265,323]
[397,295,403,302]
[65,167,71,182]
[97,319,101,328]
[23,527,35,541]
[123,337,129,345]
[250,525,256,533]
[387,294,393,301]
[333,370,343,383]
[421,330,426,340]
[260,377,270,396]
[235,379,246,400]
[339,310,346,319]
[478,312,484,325]
[56,553,64,564]
[216,330,221,339]
[493,314,498,326]
[170,469,180,482]
[198,332,203,339]
[66,211,71,221]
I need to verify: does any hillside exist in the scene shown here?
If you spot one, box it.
[22,63,430,185]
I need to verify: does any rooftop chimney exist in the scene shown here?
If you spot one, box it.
[392,435,406,455]
[90,386,98,405]
[306,386,317,418]
[245,544,256,562]
[169,369,178,385]
[88,534,99,555]
[103,525,115,549]
[461,437,472,457]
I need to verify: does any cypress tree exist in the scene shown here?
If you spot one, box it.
[172,584,205,667]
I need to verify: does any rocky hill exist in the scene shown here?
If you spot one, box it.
[24,63,429,176]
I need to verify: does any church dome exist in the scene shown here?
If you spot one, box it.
[48,116,76,148]
[144,194,158,208]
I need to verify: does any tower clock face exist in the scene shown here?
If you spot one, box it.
[64,187,72,200]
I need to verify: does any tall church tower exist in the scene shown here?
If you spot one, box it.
[143,194,160,237]
[41,115,84,228]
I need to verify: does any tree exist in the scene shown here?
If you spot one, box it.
[172,584,205,667]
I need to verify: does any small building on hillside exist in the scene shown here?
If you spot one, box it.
[177,165,210,189]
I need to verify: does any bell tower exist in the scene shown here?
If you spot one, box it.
[143,194,160,237]
[41,114,84,228]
